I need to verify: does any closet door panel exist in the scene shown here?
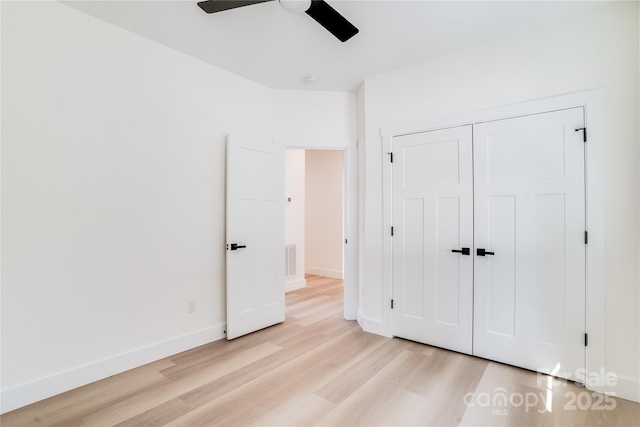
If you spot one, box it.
[473,108,586,380]
[392,126,473,354]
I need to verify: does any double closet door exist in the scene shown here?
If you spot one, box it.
[392,108,586,380]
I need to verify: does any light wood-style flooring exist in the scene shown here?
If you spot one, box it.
[2,275,639,426]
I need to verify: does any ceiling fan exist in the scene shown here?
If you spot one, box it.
[197,0,359,42]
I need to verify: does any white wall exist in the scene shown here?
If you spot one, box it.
[0,1,356,412]
[305,150,344,279]
[271,90,356,148]
[1,0,272,404]
[284,150,306,291]
[359,1,639,399]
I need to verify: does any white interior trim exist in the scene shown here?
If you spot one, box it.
[381,88,607,394]
[285,278,307,292]
[358,313,392,338]
[306,267,343,279]
[343,143,358,320]
[600,376,640,403]
[0,324,226,414]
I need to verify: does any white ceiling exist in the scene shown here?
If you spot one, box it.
[63,0,606,92]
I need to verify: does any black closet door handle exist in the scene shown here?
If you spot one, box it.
[230,243,246,250]
[451,248,470,255]
[477,248,495,256]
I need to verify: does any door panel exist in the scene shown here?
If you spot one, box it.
[473,108,586,379]
[227,135,285,340]
[402,198,425,319]
[532,194,567,347]
[436,197,461,326]
[393,126,474,354]
[486,195,516,337]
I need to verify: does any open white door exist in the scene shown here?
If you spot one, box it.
[226,135,285,340]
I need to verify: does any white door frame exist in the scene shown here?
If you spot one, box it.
[381,89,605,393]
[279,142,357,321]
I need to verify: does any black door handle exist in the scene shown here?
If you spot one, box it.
[477,248,495,256]
[451,248,470,255]
[230,243,246,251]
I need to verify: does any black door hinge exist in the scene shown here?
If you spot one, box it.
[575,127,587,142]
[585,333,588,347]
[345,238,348,244]
[391,299,394,309]
[391,226,394,236]
[584,231,588,244]
[388,152,393,163]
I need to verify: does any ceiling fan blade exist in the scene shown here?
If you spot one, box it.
[197,0,274,14]
[305,0,358,42]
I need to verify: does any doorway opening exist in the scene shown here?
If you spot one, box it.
[284,149,345,320]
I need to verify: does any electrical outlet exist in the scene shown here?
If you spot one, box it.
[187,299,196,313]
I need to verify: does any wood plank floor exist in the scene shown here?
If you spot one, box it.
[2,275,639,426]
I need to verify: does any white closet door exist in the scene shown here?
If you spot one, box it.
[473,108,586,379]
[392,126,474,354]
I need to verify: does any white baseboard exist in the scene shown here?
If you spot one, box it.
[358,313,393,338]
[0,323,226,414]
[285,278,306,292]
[589,374,640,403]
[612,375,640,403]
[357,309,365,331]
[343,306,356,321]
[306,267,343,279]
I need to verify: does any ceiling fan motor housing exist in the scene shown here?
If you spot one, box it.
[279,0,312,13]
